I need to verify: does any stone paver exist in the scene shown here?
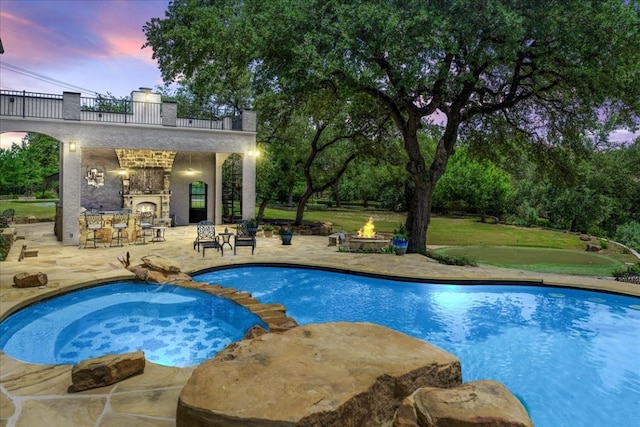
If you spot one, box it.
[0,222,638,426]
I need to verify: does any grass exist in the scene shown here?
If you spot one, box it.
[262,207,637,269]
[432,246,624,276]
[0,199,58,219]
[262,207,406,235]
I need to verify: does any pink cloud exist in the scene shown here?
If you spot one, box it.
[0,1,165,65]
[0,0,168,96]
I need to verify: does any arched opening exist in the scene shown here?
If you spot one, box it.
[189,181,207,223]
[1,131,62,239]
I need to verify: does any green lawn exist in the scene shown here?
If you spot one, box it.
[0,199,58,219]
[263,207,637,270]
[432,246,624,276]
[265,208,585,249]
[262,207,406,235]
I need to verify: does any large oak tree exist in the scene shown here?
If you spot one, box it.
[144,0,639,252]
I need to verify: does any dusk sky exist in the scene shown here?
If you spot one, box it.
[1,0,169,97]
[0,0,637,149]
[0,0,170,148]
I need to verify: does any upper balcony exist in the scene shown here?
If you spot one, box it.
[0,88,255,132]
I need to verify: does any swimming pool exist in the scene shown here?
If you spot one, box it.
[0,283,267,367]
[194,266,640,427]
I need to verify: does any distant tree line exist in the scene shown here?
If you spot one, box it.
[0,133,59,198]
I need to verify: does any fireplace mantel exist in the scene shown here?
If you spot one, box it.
[123,192,171,221]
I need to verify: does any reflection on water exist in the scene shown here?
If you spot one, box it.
[195,266,640,427]
[0,283,267,367]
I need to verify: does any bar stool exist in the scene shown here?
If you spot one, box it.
[110,212,130,246]
[83,211,105,248]
[134,211,155,245]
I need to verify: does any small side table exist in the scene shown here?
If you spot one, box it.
[151,226,167,242]
[218,232,234,251]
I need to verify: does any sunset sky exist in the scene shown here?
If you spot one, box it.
[0,0,637,149]
[0,0,171,148]
[1,0,169,97]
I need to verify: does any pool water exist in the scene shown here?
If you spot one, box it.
[0,283,267,367]
[194,266,640,427]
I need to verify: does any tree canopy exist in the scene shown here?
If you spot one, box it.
[144,0,640,252]
[0,133,60,196]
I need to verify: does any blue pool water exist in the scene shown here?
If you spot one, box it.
[0,283,267,367]
[194,266,640,427]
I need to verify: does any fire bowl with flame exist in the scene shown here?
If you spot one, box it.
[346,218,391,252]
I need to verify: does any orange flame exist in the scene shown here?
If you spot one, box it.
[358,217,376,238]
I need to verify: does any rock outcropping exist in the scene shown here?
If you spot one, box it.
[177,322,463,426]
[118,252,192,283]
[394,380,533,427]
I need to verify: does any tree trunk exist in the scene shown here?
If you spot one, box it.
[331,183,341,208]
[295,189,313,225]
[404,117,460,253]
[257,197,270,222]
[287,187,295,207]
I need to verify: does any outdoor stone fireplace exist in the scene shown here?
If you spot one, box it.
[116,149,176,226]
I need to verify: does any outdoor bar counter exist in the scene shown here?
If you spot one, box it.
[77,211,147,247]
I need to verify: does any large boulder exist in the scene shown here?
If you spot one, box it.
[177,322,462,427]
[141,254,181,273]
[398,380,533,427]
[586,243,601,252]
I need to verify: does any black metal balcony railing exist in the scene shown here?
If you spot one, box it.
[0,90,63,119]
[0,90,243,130]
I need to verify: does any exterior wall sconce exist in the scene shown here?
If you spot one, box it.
[69,141,77,152]
[247,148,260,157]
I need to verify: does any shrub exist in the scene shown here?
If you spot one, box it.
[588,225,608,238]
[0,233,11,261]
[537,218,550,228]
[613,263,640,278]
[599,239,609,250]
[614,222,640,252]
[393,223,409,239]
[36,190,58,199]
[306,203,328,211]
[427,250,478,267]
[380,245,395,255]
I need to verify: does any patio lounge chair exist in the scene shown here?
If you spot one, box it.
[234,220,256,255]
[193,220,218,252]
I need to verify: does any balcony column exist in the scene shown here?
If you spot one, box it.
[214,154,226,225]
[241,153,256,221]
[63,92,81,120]
[61,140,81,245]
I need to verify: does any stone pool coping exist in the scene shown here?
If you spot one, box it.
[1,223,639,427]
